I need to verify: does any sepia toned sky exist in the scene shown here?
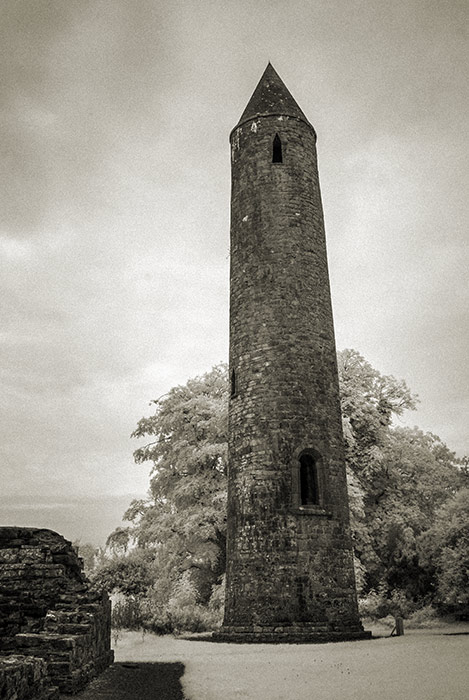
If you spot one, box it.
[1,1,468,539]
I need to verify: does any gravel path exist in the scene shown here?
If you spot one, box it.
[67,624,469,700]
[115,626,469,700]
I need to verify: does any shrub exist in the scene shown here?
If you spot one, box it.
[208,576,225,616]
[111,596,145,631]
[358,589,385,619]
[358,585,418,619]
[164,571,219,633]
[405,605,440,628]
[110,572,225,636]
[92,549,155,597]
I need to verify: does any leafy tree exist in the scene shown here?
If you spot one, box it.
[106,527,132,555]
[338,349,418,591]
[99,351,467,627]
[338,349,465,605]
[337,348,417,477]
[362,428,464,598]
[126,364,228,603]
[92,549,155,597]
[418,488,469,614]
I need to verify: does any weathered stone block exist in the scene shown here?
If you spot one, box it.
[0,655,59,699]
[0,527,113,694]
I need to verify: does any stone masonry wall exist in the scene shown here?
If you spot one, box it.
[0,656,59,700]
[220,88,369,641]
[0,527,113,695]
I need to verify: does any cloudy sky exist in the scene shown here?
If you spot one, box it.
[1,1,467,543]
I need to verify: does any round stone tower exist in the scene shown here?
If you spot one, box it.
[217,64,369,642]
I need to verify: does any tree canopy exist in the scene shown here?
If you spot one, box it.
[338,349,466,607]
[418,487,469,613]
[97,351,468,623]
[123,364,228,604]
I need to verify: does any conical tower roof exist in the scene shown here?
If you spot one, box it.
[235,63,311,128]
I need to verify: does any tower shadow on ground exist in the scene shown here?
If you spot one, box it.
[71,662,185,700]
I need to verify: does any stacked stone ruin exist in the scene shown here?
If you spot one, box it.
[0,527,113,697]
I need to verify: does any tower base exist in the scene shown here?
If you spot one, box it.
[212,623,372,644]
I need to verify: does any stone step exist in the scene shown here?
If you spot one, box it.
[0,564,66,580]
[44,621,93,635]
[15,632,88,651]
[45,609,94,622]
[54,601,103,614]
[57,591,104,603]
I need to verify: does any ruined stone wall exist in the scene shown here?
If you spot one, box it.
[0,656,58,700]
[0,527,113,694]
[221,105,367,641]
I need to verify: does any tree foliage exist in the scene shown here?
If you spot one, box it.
[418,488,469,613]
[126,364,228,603]
[338,349,466,606]
[92,549,155,597]
[98,351,468,626]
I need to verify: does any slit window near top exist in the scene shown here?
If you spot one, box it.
[299,453,319,505]
[230,369,236,397]
[272,133,283,163]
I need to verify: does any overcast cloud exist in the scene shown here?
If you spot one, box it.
[1,1,467,539]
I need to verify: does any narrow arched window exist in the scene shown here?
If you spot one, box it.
[299,453,319,505]
[272,134,283,163]
[230,369,236,397]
